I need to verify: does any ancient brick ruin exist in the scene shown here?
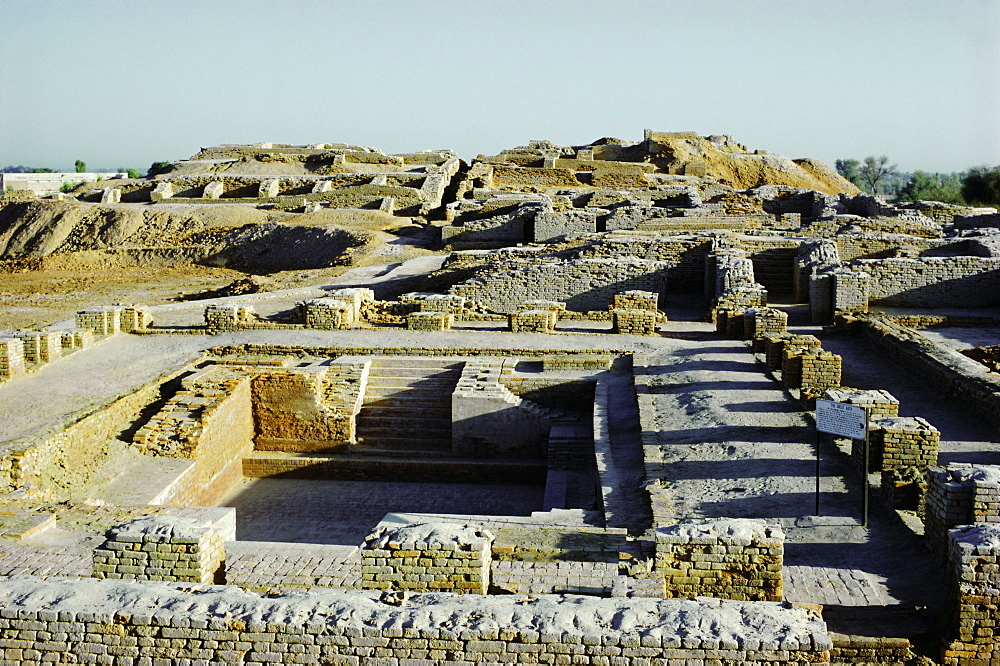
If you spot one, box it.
[2,131,1000,664]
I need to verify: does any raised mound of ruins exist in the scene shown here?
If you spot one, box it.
[2,130,1000,664]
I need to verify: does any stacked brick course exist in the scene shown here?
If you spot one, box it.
[926,464,1000,560]
[746,307,788,351]
[302,298,354,329]
[612,290,661,317]
[120,305,153,331]
[509,309,556,333]
[822,388,899,418]
[360,522,493,594]
[0,577,834,664]
[942,523,1000,664]
[656,518,784,602]
[75,306,122,336]
[784,347,841,393]
[612,308,660,335]
[765,334,820,370]
[204,303,257,332]
[407,311,454,331]
[12,330,62,364]
[59,329,93,350]
[0,337,26,379]
[92,516,225,584]
[861,416,939,472]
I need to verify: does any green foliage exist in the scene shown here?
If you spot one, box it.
[897,171,965,205]
[859,155,897,195]
[30,167,54,173]
[60,181,83,193]
[74,160,86,173]
[121,167,142,179]
[835,159,863,188]
[147,161,172,177]
[962,166,1000,206]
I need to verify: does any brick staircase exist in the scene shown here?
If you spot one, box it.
[354,357,464,454]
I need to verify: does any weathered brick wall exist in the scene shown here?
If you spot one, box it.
[0,577,833,664]
[92,516,225,584]
[135,365,254,506]
[656,518,784,602]
[612,309,659,335]
[450,258,668,312]
[251,365,354,449]
[360,522,493,594]
[942,523,1000,664]
[408,311,454,330]
[509,309,556,333]
[0,337,26,380]
[853,256,1000,307]
[926,464,1000,560]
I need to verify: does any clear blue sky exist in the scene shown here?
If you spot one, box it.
[2,0,998,173]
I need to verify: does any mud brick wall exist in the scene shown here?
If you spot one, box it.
[0,577,833,664]
[715,306,747,335]
[859,416,939,472]
[612,290,660,311]
[795,349,842,394]
[408,311,454,330]
[926,464,1000,560]
[942,524,1000,664]
[794,239,839,303]
[92,516,225,584]
[301,298,354,329]
[576,233,710,291]
[656,518,784,602]
[832,268,870,315]
[0,337,26,379]
[715,285,768,313]
[540,355,612,372]
[746,308,788,351]
[765,334,820,369]
[134,365,254,505]
[416,294,466,314]
[204,303,257,332]
[13,330,62,364]
[853,315,1000,431]
[612,308,659,335]
[822,387,899,418]
[120,305,153,332]
[360,522,493,594]
[853,256,1000,307]
[59,329,92,350]
[509,309,555,333]
[881,466,929,512]
[518,299,566,314]
[75,305,122,336]
[251,365,353,448]
[450,257,669,313]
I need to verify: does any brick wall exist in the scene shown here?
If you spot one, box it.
[0,577,833,664]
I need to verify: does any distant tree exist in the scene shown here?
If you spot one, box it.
[835,159,863,188]
[1,165,31,173]
[898,171,965,205]
[60,181,83,193]
[962,166,1000,206]
[125,168,142,179]
[74,160,86,173]
[859,155,897,195]
[30,167,54,173]
[147,161,172,177]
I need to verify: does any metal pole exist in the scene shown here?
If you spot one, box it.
[862,407,871,527]
[815,431,821,516]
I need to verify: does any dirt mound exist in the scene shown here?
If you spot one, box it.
[644,132,860,195]
[192,223,372,273]
[179,275,279,301]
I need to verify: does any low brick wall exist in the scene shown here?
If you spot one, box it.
[360,522,493,594]
[92,516,225,584]
[656,518,784,602]
[857,416,939,472]
[509,309,556,333]
[612,308,659,335]
[942,523,1000,664]
[407,311,454,331]
[926,464,1000,560]
[0,577,833,664]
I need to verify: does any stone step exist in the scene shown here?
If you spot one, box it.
[354,436,453,451]
[362,386,454,401]
[356,424,453,440]
[358,401,452,415]
[369,358,466,370]
[364,376,459,389]
[365,367,463,379]
[356,414,452,430]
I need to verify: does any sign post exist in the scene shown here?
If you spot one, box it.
[814,399,869,520]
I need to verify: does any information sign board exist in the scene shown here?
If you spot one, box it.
[815,399,867,439]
